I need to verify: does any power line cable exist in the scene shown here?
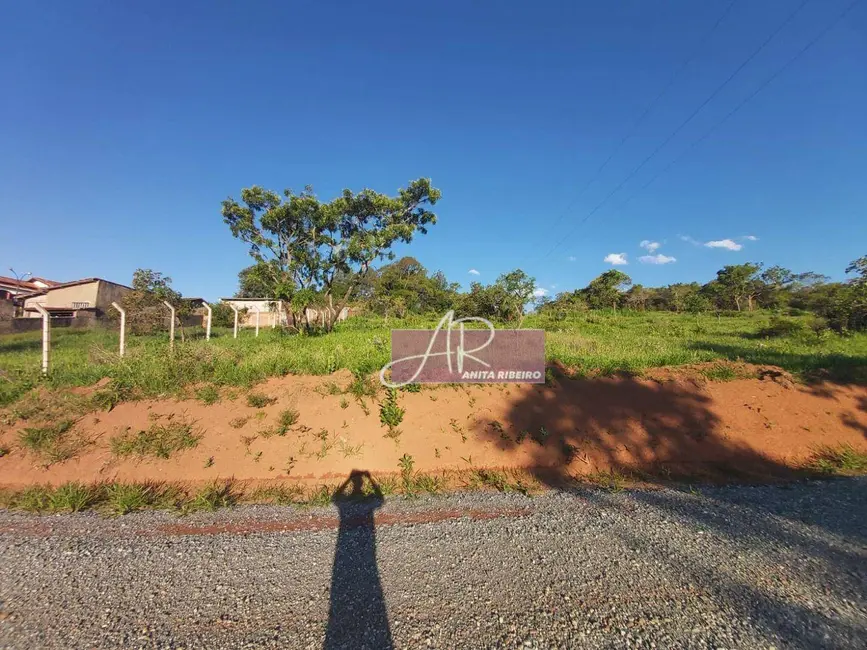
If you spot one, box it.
[543,0,813,259]
[610,0,864,216]
[545,0,740,234]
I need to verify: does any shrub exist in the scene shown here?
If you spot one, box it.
[211,302,243,328]
[757,316,808,338]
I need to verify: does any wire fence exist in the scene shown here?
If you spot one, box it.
[10,299,349,375]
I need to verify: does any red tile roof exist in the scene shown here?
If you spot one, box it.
[0,276,43,291]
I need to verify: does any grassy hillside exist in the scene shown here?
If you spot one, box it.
[1,311,866,407]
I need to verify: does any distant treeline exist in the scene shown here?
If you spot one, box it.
[537,260,867,333]
[235,255,867,332]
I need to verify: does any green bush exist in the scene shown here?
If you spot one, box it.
[757,316,808,338]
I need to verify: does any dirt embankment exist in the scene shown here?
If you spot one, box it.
[1,366,866,488]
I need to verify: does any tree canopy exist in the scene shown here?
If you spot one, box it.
[222,178,441,330]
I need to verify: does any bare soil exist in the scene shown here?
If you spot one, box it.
[1,365,866,488]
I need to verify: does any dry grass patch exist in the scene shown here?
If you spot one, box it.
[18,419,87,464]
[807,444,867,476]
[246,391,277,408]
[111,415,201,459]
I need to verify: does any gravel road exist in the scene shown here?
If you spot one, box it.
[1,478,865,649]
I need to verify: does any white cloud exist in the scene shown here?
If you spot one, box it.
[468,268,480,276]
[604,253,628,266]
[568,256,577,262]
[639,254,677,265]
[532,288,548,298]
[639,240,661,253]
[681,234,755,250]
[705,239,742,251]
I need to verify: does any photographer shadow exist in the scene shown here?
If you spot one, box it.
[324,470,393,650]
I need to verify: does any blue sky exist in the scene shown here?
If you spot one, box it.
[1,0,865,301]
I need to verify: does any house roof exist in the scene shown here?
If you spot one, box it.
[18,277,132,298]
[30,277,61,287]
[0,276,43,292]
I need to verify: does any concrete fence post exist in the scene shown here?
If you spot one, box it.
[162,300,176,350]
[228,303,240,339]
[252,305,260,337]
[111,302,126,357]
[32,304,51,374]
[201,301,212,341]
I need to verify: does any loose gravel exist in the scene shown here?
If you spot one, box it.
[1,478,865,649]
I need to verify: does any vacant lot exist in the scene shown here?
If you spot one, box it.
[2,311,866,407]
[1,311,866,509]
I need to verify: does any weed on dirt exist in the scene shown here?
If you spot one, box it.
[246,391,277,408]
[807,444,867,475]
[195,384,220,405]
[19,419,83,464]
[186,480,239,512]
[379,388,404,439]
[111,416,201,459]
[49,482,100,513]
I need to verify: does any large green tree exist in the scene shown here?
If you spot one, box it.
[368,257,458,317]
[581,270,632,310]
[221,179,441,331]
[453,269,536,324]
[714,263,763,311]
[496,269,537,326]
[846,255,867,285]
[120,269,191,336]
[236,263,280,298]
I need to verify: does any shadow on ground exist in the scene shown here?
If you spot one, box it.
[841,394,867,439]
[472,367,867,648]
[689,341,867,384]
[584,483,867,648]
[324,470,393,650]
[480,369,794,484]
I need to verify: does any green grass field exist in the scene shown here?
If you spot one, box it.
[1,311,866,407]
